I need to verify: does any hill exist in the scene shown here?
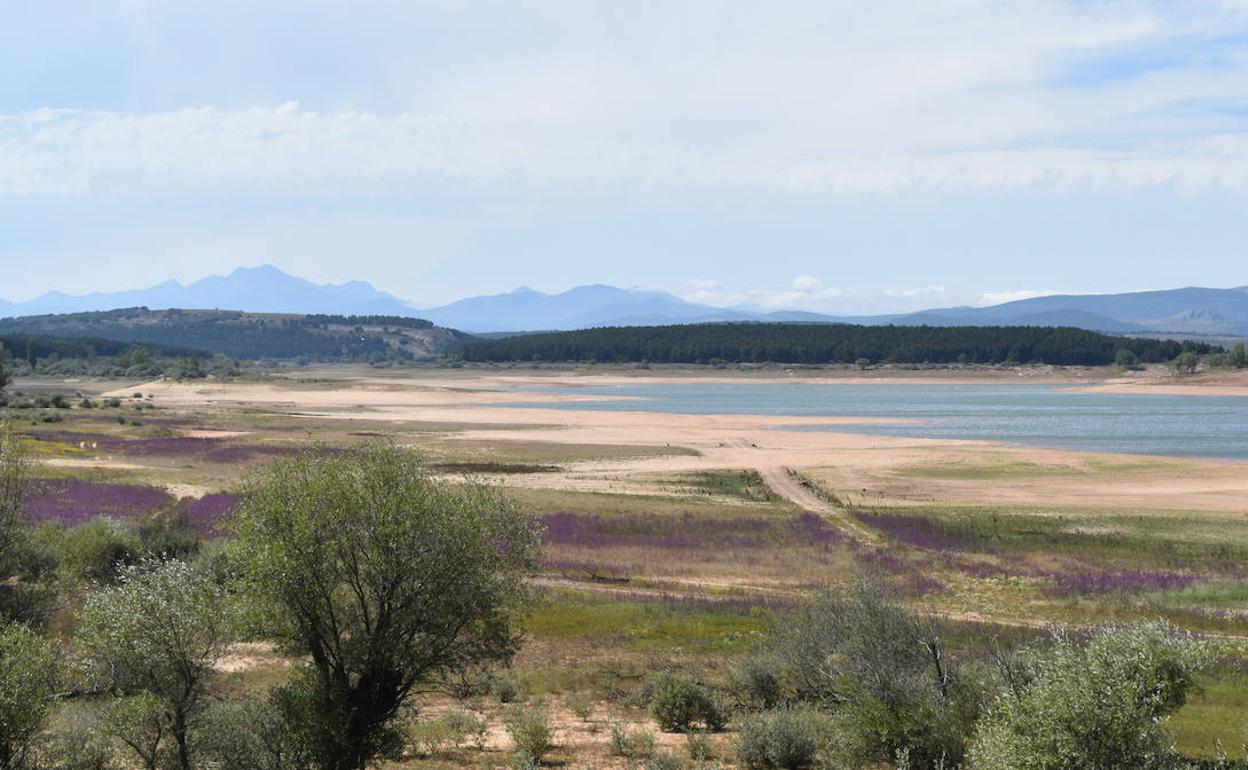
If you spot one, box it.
[1,265,420,317]
[6,266,1246,336]
[0,308,468,362]
[411,284,1248,336]
[458,323,1210,366]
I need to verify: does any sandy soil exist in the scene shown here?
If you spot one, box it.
[109,372,1248,520]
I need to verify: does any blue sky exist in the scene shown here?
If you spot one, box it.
[2,1,1247,313]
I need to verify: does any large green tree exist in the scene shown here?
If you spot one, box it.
[78,559,238,770]
[0,343,10,390]
[227,443,544,770]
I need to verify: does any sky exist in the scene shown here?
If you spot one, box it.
[2,1,1247,314]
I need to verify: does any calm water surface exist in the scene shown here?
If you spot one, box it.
[503,382,1248,461]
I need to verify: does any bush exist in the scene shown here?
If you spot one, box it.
[566,692,595,722]
[968,622,1208,770]
[494,674,522,703]
[734,706,825,770]
[609,722,655,760]
[428,709,488,752]
[54,518,139,583]
[686,730,714,761]
[650,673,726,732]
[765,583,987,768]
[409,719,454,757]
[0,622,58,766]
[646,750,688,770]
[193,692,308,770]
[42,701,119,770]
[506,703,554,764]
[733,655,785,710]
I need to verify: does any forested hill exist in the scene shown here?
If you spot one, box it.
[459,323,1212,366]
[0,308,470,362]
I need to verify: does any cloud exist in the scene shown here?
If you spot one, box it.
[0,2,1246,198]
[680,280,1066,315]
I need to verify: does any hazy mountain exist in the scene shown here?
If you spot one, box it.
[893,287,1248,336]
[6,267,1246,337]
[417,284,745,332]
[1,265,419,318]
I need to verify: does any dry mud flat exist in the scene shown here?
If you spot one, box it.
[118,370,1248,517]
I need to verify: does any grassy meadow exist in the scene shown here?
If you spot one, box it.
[5,372,1247,767]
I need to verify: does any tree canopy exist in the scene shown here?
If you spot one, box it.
[459,323,1211,367]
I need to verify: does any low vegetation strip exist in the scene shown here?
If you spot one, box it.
[458,321,1212,365]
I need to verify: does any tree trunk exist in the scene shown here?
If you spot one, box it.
[172,709,191,770]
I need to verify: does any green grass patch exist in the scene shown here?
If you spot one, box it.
[865,503,1248,569]
[670,470,780,502]
[526,592,771,653]
[1172,668,1248,759]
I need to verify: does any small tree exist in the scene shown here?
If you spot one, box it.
[0,622,57,769]
[0,344,10,391]
[227,443,544,770]
[766,583,987,768]
[1230,342,1247,369]
[968,622,1207,770]
[78,559,237,770]
[1114,348,1139,370]
[1173,350,1198,374]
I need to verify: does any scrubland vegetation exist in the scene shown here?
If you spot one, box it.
[1,366,1247,770]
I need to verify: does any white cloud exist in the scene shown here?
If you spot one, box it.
[1,1,1247,198]
[680,280,1069,315]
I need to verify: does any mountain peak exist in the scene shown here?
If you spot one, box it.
[3,265,421,318]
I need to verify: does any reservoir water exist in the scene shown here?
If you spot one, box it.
[506,382,1248,461]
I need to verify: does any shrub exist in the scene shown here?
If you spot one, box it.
[734,707,825,770]
[968,622,1208,770]
[651,673,725,732]
[609,722,655,760]
[439,708,488,751]
[55,518,139,583]
[732,655,785,710]
[194,692,308,770]
[566,692,595,722]
[686,730,714,761]
[0,622,58,767]
[506,703,554,765]
[409,719,454,757]
[646,750,688,770]
[765,583,987,767]
[494,674,522,703]
[42,701,119,770]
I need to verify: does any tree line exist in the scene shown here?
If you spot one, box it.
[459,322,1215,366]
[0,309,463,363]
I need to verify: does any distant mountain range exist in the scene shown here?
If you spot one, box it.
[0,265,417,318]
[3,265,1247,337]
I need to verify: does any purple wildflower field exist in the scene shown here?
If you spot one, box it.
[848,510,980,551]
[541,510,848,551]
[1042,568,1200,597]
[184,492,241,537]
[24,480,173,525]
[29,431,290,463]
